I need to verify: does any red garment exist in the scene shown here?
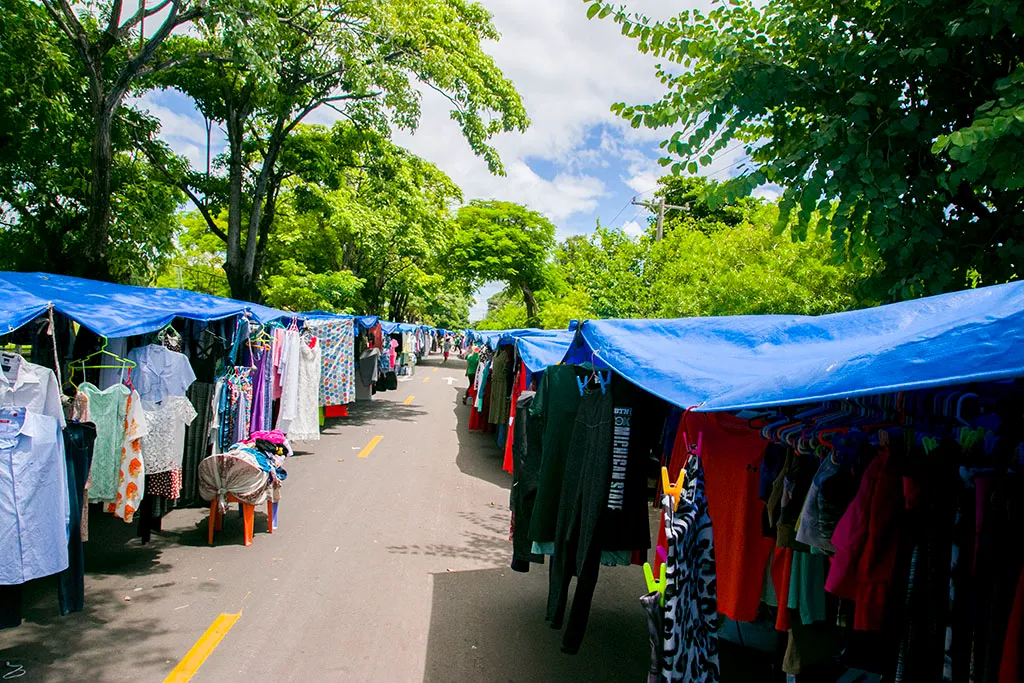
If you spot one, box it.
[467,384,484,431]
[999,567,1024,683]
[825,447,904,631]
[686,412,775,622]
[654,419,693,574]
[771,547,794,631]
[502,362,527,474]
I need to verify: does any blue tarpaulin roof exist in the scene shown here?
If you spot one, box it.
[516,330,575,373]
[300,311,381,333]
[566,280,1024,412]
[0,277,50,334]
[0,272,293,338]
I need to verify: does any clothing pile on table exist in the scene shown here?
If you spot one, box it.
[200,429,291,513]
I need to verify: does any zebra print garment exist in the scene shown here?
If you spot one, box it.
[661,455,721,682]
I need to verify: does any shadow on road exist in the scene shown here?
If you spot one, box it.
[422,564,652,682]
[386,509,510,563]
[0,511,211,682]
[450,385,512,490]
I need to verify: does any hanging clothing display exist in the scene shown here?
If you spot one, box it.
[250,345,274,433]
[509,390,542,572]
[659,455,720,682]
[180,381,214,505]
[59,422,95,615]
[126,344,196,402]
[276,327,301,435]
[80,382,130,503]
[139,395,197,502]
[305,318,355,407]
[545,387,614,654]
[218,367,253,451]
[105,390,148,523]
[0,352,66,428]
[488,348,510,425]
[287,336,322,441]
[356,348,380,402]
[0,408,69,585]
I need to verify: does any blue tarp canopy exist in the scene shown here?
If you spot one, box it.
[380,321,425,334]
[300,311,381,333]
[566,280,1024,412]
[516,330,574,373]
[0,277,50,334]
[0,272,293,338]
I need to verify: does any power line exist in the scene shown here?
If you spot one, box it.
[604,198,632,228]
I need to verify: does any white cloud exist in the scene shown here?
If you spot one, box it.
[753,184,784,201]
[387,0,711,225]
[131,93,225,170]
[621,219,646,237]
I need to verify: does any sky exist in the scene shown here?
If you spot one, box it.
[139,0,756,321]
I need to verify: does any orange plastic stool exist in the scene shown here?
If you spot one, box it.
[208,494,274,546]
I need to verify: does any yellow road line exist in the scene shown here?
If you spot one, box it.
[423,376,430,383]
[358,435,383,458]
[403,395,415,405]
[163,612,240,683]
[433,368,438,373]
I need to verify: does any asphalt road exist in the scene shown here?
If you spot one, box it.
[0,356,654,682]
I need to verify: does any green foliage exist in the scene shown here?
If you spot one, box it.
[153,0,528,300]
[586,0,1024,300]
[262,261,364,313]
[154,212,232,296]
[451,200,557,325]
[477,181,876,327]
[0,0,182,282]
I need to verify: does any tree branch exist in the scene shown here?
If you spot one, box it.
[180,185,228,242]
[118,0,178,37]
[106,0,124,37]
[39,0,90,60]
[137,51,228,78]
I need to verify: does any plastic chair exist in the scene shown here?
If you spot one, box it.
[208,494,274,546]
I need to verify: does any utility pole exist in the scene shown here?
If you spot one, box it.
[631,196,689,241]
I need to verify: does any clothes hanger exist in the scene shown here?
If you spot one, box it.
[69,337,137,388]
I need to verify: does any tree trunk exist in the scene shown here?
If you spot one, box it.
[519,280,539,327]
[82,76,114,280]
[249,179,281,304]
[223,106,247,299]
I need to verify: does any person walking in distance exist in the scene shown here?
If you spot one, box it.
[443,336,452,364]
[463,346,480,404]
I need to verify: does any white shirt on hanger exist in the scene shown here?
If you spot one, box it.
[0,408,69,584]
[0,352,65,429]
[126,344,196,403]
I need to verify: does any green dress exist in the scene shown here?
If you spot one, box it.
[80,382,130,503]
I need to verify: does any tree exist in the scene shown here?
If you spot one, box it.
[451,200,556,326]
[35,0,211,278]
[585,0,1024,299]
[261,123,464,316]
[479,178,877,327]
[0,0,182,282]
[157,122,466,316]
[159,0,528,300]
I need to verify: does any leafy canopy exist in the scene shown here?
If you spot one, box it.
[451,200,556,325]
[476,177,877,328]
[586,0,1024,299]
